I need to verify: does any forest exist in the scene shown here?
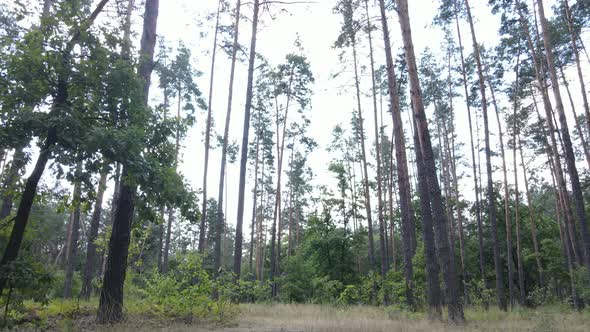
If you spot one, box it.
[0,0,590,330]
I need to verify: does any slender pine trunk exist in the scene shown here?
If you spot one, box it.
[199,0,222,253]
[234,0,258,279]
[464,0,506,311]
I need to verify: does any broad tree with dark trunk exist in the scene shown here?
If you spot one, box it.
[0,0,111,296]
[97,0,159,323]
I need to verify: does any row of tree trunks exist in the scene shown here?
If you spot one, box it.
[396,0,464,321]
[464,0,507,311]
[377,0,415,308]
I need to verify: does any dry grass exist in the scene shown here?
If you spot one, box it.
[18,302,590,331]
[229,303,590,332]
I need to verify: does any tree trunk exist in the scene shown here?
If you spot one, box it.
[97,0,158,323]
[81,169,108,300]
[378,0,415,308]
[537,0,590,275]
[0,147,26,220]
[249,111,262,275]
[63,163,83,299]
[464,0,506,311]
[365,0,388,287]
[487,74,515,307]
[270,64,295,285]
[233,0,257,280]
[212,0,242,274]
[396,0,464,320]
[199,0,222,253]
[454,5,485,285]
[412,119,442,319]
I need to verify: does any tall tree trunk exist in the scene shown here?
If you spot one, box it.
[365,0,388,288]
[487,74,515,307]
[446,57,468,303]
[233,0,257,279]
[396,0,464,320]
[63,163,83,299]
[464,0,506,311]
[199,0,223,253]
[81,169,108,300]
[215,0,242,274]
[162,89,182,274]
[270,64,295,286]
[412,119,442,319]
[249,112,262,275]
[537,0,590,275]
[454,5,485,285]
[97,0,158,323]
[378,0,415,308]
[513,133,525,305]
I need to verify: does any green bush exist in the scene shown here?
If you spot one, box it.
[144,253,212,319]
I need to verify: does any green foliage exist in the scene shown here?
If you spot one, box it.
[144,254,212,319]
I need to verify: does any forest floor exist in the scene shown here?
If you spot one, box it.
[93,304,590,331]
[13,302,590,331]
